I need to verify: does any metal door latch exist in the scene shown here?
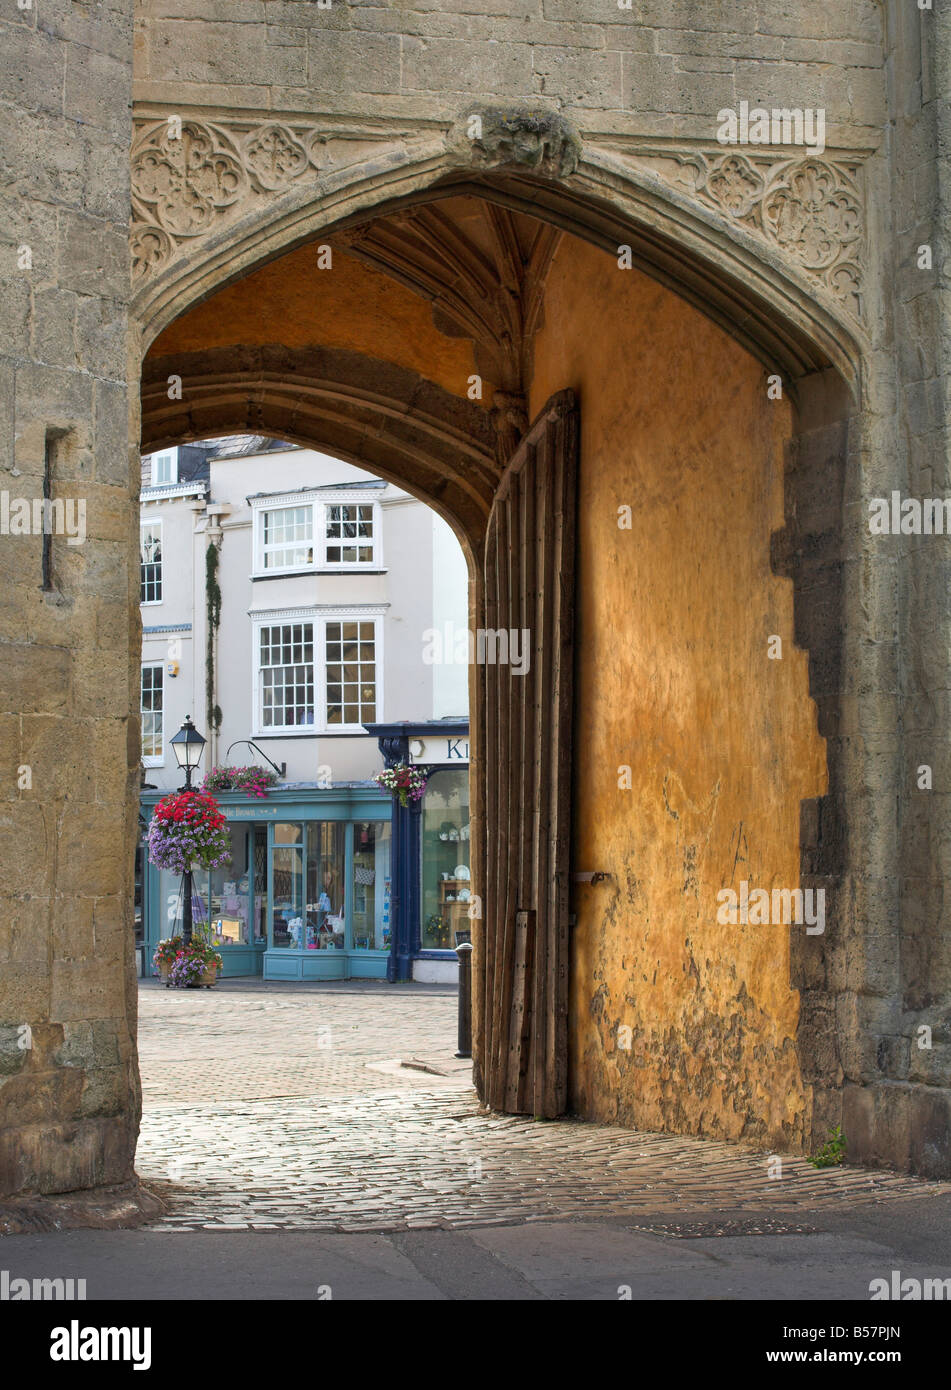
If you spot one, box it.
[572,871,611,884]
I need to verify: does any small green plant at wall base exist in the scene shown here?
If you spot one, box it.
[808,1126,846,1168]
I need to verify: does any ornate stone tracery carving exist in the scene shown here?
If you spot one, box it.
[132,121,250,244]
[242,123,310,192]
[761,160,861,271]
[608,146,865,320]
[130,112,867,327]
[130,222,174,284]
[705,154,764,219]
[131,116,325,282]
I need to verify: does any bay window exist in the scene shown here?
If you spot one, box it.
[261,504,313,571]
[252,494,381,575]
[254,612,382,733]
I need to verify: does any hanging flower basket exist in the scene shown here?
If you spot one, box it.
[372,763,429,809]
[201,765,280,799]
[146,790,232,874]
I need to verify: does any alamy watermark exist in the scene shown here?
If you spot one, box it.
[50,1322,151,1370]
[869,1271,951,1300]
[422,621,531,676]
[868,492,951,535]
[717,101,825,155]
[2,1270,86,1300]
[0,492,86,545]
[716,881,825,935]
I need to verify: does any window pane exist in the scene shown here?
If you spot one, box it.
[324,503,374,563]
[208,826,250,947]
[259,624,315,727]
[253,826,268,944]
[420,769,471,950]
[305,822,346,950]
[262,505,313,569]
[352,821,392,950]
[151,451,176,486]
[271,824,303,949]
[140,523,162,603]
[323,620,375,726]
[140,665,164,759]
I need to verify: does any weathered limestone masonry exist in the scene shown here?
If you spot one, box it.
[126,0,951,1175]
[0,0,154,1218]
[857,3,951,1175]
[2,0,951,1205]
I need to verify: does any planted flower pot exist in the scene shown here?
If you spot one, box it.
[153,938,183,986]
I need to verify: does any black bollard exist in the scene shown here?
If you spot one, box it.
[455,941,473,1058]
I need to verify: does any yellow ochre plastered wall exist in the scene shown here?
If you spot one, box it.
[531,238,827,1149]
[148,243,483,399]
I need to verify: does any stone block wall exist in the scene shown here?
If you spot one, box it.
[0,0,140,1199]
[132,0,886,142]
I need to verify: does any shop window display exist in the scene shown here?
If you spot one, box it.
[157,822,259,950]
[420,769,471,949]
[253,826,268,942]
[351,820,391,950]
[271,822,304,947]
[208,827,251,946]
[305,821,346,949]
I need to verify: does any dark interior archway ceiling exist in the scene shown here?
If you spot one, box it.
[333,195,560,398]
[142,177,849,549]
[331,175,844,400]
[332,195,562,460]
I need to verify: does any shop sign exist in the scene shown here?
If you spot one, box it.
[407,737,469,764]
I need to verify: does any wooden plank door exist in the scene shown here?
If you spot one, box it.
[478,389,578,1118]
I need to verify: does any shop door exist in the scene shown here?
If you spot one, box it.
[479,390,578,1118]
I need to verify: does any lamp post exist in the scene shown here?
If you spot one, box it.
[170,716,207,947]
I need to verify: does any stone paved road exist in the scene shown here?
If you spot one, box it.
[136,980,951,1234]
[137,977,469,1104]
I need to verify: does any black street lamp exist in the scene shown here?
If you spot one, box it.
[169,716,207,946]
[170,715,206,791]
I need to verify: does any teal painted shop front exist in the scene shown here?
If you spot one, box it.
[141,784,393,981]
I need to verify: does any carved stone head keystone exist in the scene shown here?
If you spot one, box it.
[450,107,582,180]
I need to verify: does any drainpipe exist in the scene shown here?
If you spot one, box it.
[204,504,232,770]
[189,500,207,769]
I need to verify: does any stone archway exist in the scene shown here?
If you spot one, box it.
[141,345,498,557]
[6,1,951,1227]
[131,109,864,387]
[133,148,864,1148]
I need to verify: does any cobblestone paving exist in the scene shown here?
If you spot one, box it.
[136,982,951,1233]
